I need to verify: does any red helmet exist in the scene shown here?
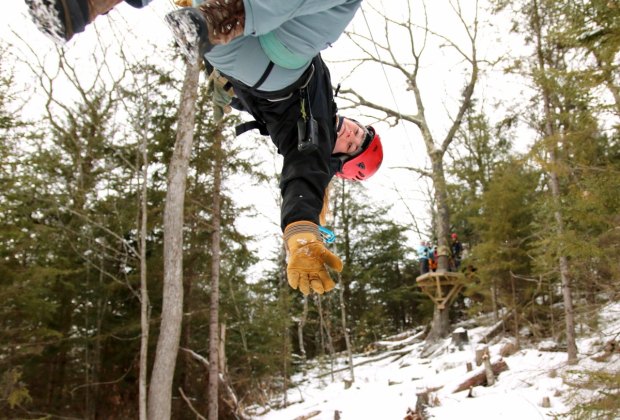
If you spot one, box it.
[451,233,458,239]
[336,126,383,181]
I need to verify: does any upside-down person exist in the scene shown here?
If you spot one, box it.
[26,0,384,296]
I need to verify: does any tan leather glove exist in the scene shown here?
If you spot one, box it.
[284,221,343,295]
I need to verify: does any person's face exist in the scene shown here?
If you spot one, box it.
[333,118,366,155]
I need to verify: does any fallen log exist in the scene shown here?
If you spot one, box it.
[293,410,321,420]
[452,359,509,393]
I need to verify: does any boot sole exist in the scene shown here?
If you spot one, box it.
[25,0,89,44]
[25,0,67,44]
[165,8,212,64]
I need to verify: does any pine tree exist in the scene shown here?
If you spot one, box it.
[330,180,428,349]
[470,159,539,328]
[491,0,620,363]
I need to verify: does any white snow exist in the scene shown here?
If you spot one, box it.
[249,301,620,420]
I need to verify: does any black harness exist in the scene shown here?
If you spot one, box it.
[211,59,332,144]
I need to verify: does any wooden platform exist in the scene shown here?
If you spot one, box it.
[416,271,466,309]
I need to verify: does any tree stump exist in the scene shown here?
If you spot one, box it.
[414,392,430,420]
[475,346,489,366]
[483,353,495,386]
[451,328,469,350]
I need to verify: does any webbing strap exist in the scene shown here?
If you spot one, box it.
[235,120,269,137]
[251,61,275,91]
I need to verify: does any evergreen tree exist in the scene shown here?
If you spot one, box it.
[491,0,620,362]
[470,159,539,326]
[0,44,49,412]
[448,109,513,246]
[330,180,429,349]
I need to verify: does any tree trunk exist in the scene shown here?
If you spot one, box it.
[431,156,451,273]
[510,273,519,348]
[208,125,225,420]
[491,278,499,322]
[278,245,290,406]
[551,169,578,364]
[148,60,200,420]
[298,295,309,359]
[181,348,248,420]
[92,259,104,417]
[319,297,336,381]
[338,273,355,383]
[139,86,151,420]
[426,305,450,342]
[531,0,577,364]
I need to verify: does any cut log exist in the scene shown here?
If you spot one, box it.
[294,410,321,420]
[453,359,509,393]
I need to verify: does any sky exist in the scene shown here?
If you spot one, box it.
[250,301,620,420]
[1,0,532,278]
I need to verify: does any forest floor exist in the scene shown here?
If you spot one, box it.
[248,301,620,420]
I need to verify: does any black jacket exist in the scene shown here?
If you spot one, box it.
[226,55,339,231]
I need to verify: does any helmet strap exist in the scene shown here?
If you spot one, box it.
[336,115,344,134]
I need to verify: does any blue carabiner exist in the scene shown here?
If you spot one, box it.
[319,226,336,244]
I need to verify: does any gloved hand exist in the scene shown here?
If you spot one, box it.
[208,69,234,122]
[284,221,343,295]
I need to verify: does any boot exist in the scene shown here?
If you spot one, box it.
[165,0,245,64]
[25,0,123,44]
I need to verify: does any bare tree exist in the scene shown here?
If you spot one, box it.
[297,295,309,360]
[207,114,224,420]
[148,60,201,420]
[134,72,152,420]
[337,273,355,383]
[340,0,481,340]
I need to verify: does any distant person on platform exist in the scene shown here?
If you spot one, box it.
[451,233,463,270]
[417,241,431,275]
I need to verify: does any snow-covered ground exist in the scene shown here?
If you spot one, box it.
[250,302,620,419]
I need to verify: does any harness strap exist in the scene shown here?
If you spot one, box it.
[235,120,269,137]
[252,61,275,91]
